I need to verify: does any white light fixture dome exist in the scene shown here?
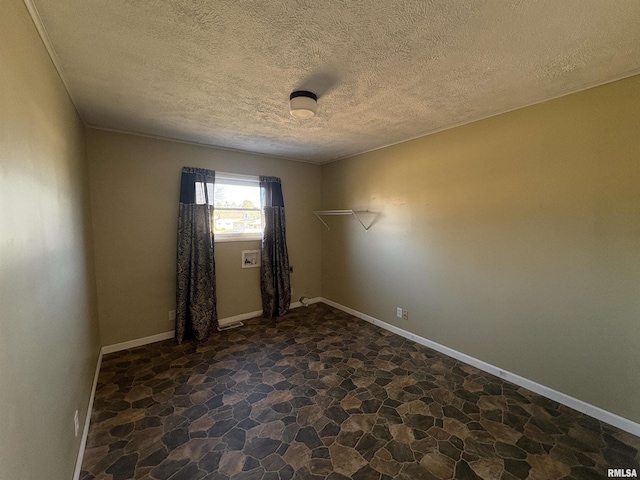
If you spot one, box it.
[289,91,317,119]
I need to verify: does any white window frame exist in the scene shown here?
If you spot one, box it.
[213,172,263,243]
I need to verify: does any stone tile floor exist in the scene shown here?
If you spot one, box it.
[81,303,640,479]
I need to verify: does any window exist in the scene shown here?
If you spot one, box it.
[213,173,262,242]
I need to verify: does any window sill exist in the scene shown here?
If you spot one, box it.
[214,235,262,243]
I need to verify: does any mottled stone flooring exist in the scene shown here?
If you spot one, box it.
[81,303,639,480]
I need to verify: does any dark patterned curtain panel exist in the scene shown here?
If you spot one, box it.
[175,167,217,343]
[260,176,291,318]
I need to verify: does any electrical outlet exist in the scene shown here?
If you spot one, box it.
[396,307,403,318]
[169,310,176,321]
[74,410,80,437]
[402,309,409,321]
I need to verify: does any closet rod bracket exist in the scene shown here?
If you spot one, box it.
[313,209,374,231]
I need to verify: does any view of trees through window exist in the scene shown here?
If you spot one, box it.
[213,182,262,237]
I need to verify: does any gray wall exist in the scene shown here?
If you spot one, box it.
[86,129,322,346]
[0,1,101,478]
[321,75,640,424]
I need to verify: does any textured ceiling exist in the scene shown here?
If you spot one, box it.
[29,0,640,163]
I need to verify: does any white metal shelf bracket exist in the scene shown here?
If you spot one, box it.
[313,209,374,232]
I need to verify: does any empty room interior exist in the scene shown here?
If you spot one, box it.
[2,1,640,479]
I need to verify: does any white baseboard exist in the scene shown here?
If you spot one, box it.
[101,297,324,354]
[218,309,262,326]
[219,297,323,324]
[291,296,323,309]
[73,348,103,480]
[321,298,640,437]
[102,331,175,355]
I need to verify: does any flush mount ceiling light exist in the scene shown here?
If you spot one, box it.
[289,91,317,119]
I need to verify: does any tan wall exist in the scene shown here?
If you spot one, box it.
[86,129,322,346]
[0,1,101,479]
[321,75,640,423]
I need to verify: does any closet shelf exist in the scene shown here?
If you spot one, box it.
[314,209,373,231]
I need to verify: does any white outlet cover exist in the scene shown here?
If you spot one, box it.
[396,307,403,318]
[169,310,176,321]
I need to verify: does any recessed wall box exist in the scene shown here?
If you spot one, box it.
[242,250,260,268]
